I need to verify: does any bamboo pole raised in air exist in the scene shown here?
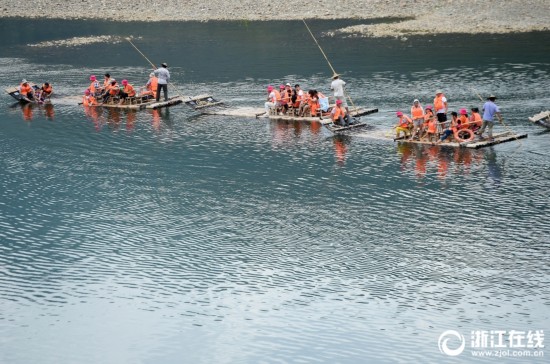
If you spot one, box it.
[302,19,359,115]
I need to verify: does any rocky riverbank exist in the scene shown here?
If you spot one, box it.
[2,0,549,37]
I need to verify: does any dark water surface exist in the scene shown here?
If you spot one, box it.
[1,19,549,364]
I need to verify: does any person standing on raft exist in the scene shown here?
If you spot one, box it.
[410,99,425,140]
[476,95,503,141]
[154,62,170,102]
[433,89,448,131]
[331,74,349,114]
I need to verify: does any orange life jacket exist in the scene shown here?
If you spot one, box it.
[423,110,434,125]
[42,84,52,94]
[108,84,119,96]
[123,84,136,97]
[273,90,281,102]
[281,89,291,103]
[449,117,459,133]
[458,115,469,129]
[149,77,158,94]
[89,81,99,93]
[470,112,482,127]
[19,83,32,96]
[332,105,346,121]
[398,115,412,127]
[82,95,97,106]
[433,94,446,111]
[427,119,437,133]
[309,97,319,116]
[411,105,424,119]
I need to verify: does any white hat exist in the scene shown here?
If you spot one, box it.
[22,79,27,83]
[413,99,419,103]
[149,73,155,77]
[435,89,443,94]
[286,83,291,86]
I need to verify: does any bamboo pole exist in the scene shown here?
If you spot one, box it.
[302,19,359,116]
[126,38,184,98]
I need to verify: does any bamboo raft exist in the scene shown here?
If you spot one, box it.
[5,83,51,104]
[90,95,184,110]
[85,94,222,110]
[528,110,550,129]
[266,107,378,122]
[394,131,527,149]
[202,106,378,132]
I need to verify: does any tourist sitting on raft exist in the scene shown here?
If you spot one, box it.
[297,89,312,116]
[82,89,98,106]
[102,79,119,103]
[18,79,35,101]
[435,110,475,144]
[263,85,279,116]
[38,82,53,102]
[37,82,53,103]
[394,111,412,138]
[263,82,335,117]
[299,90,319,117]
[88,75,102,96]
[469,107,482,130]
[279,84,291,114]
[437,111,459,143]
[422,105,438,142]
[140,73,158,98]
[292,84,303,108]
[331,99,354,126]
[118,79,136,105]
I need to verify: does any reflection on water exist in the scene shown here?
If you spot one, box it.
[10,103,55,121]
[82,106,172,134]
[396,143,485,180]
[333,134,351,166]
[484,147,502,187]
[395,143,505,188]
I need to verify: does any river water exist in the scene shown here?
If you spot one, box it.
[1,19,549,363]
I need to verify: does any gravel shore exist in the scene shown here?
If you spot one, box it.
[2,0,549,37]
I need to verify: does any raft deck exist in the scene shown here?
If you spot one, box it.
[94,96,184,110]
[394,131,527,149]
[528,110,550,129]
[183,94,224,110]
[202,106,378,121]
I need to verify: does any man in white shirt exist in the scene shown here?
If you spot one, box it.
[154,62,170,102]
[330,74,349,113]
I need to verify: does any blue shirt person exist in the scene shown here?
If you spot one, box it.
[477,95,502,140]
